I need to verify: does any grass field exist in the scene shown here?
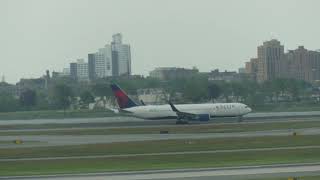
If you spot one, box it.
[1,135,319,159]
[0,148,319,176]
[1,119,319,136]
[252,176,320,180]
[0,109,115,120]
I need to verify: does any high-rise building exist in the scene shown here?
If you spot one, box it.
[76,59,89,81]
[257,39,284,82]
[88,53,96,81]
[308,50,320,82]
[70,62,77,80]
[245,58,258,74]
[69,33,132,81]
[111,33,131,76]
[70,59,89,81]
[245,40,320,83]
[285,46,320,82]
[245,58,259,81]
[95,45,113,78]
[89,45,113,80]
[91,33,132,78]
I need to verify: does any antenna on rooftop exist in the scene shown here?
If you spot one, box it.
[270,32,277,40]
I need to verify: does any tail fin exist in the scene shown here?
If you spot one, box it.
[110,84,138,109]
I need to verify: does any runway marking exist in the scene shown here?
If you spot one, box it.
[0,117,319,132]
[1,112,320,126]
[1,145,319,162]
[1,127,320,148]
[2,163,320,180]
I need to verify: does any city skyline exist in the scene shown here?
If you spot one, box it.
[2,36,320,84]
[1,0,320,83]
[68,33,132,82]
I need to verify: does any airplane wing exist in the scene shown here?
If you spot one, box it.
[140,100,146,106]
[168,101,198,120]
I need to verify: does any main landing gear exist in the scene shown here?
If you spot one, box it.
[238,115,243,122]
[176,120,189,125]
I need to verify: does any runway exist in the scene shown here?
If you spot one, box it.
[1,114,319,178]
[0,116,145,126]
[1,111,320,127]
[2,163,320,180]
[0,116,319,132]
[0,127,319,148]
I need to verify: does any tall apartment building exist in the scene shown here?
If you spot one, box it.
[309,50,320,82]
[245,58,258,74]
[257,39,285,82]
[87,33,131,80]
[89,45,113,80]
[245,58,259,81]
[88,53,96,80]
[70,59,89,81]
[111,33,131,76]
[88,46,113,81]
[285,46,320,82]
[76,59,89,81]
[98,45,113,77]
[245,40,320,83]
[70,62,77,80]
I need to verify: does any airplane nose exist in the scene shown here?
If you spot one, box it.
[248,107,252,113]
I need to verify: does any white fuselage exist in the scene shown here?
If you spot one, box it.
[122,103,252,120]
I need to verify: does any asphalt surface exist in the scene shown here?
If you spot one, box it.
[2,163,320,180]
[0,116,145,126]
[1,111,320,127]
[1,114,320,179]
[0,127,319,148]
[0,116,319,132]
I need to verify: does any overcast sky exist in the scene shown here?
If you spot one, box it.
[1,0,320,83]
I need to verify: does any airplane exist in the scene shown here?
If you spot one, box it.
[110,84,252,124]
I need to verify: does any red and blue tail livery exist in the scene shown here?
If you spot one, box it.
[110,84,138,109]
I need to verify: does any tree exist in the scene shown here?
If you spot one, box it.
[261,80,275,102]
[271,79,286,102]
[19,89,37,109]
[52,84,74,113]
[35,90,51,110]
[230,82,247,102]
[215,81,233,102]
[92,83,112,98]
[208,83,221,102]
[91,83,113,106]
[0,93,19,112]
[285,79,310,101]
[80,91,95,106]
[182,76,208,103]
